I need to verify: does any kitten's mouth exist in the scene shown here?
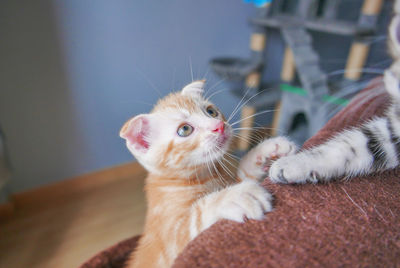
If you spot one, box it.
[216,133,230,148]
[215,126,232,150]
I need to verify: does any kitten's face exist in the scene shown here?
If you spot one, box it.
[120,80,232,177]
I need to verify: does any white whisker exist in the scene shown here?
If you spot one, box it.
[134,67,162,97]
[202,66,211,81]
[233,133,262,145]
[232,126,272,131]
[209,150,227,186]
[204,79,227,98]
[221,154,239,171]
[216,156,235,181]
[228,88,270,123]
[227,85,255,123]
[224,151,241,161]
[205,150,214,178]
[189,56,194,82]
[230,109,276,127]
[206,87,229,101]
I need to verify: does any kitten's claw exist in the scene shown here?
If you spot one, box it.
[309,171,320,184]
[276,169,288,184]
[217,180,272,222]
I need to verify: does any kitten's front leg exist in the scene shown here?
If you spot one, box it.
[189,180,272,239]
[237,137,297,181]
[268,133,364,184]
[269,118,399,184]
[268,137,367,184]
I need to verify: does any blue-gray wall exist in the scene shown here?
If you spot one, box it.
[0,0,255,193]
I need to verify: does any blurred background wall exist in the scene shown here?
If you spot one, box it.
[0,0,255,194]
[0,0,391,195]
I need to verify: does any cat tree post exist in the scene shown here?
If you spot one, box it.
[237,29,266,151]
[271,46,296,136]
[344,0,384,80]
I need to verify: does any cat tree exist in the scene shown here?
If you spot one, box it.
[210,0,384,150]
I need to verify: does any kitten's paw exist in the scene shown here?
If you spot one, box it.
[254,137,297,171]
[217,180,272,222]
[238,137,297,181]
[269,154,318,184]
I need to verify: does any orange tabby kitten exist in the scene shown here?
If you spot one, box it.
[120,81,291,268]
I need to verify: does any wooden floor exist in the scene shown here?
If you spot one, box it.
[0,163,147,268]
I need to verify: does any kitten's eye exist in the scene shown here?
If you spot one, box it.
[206,106,218,118]
[177,124,194,137]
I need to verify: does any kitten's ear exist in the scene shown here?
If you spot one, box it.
[120,114,152,153]
[181,80,205,97]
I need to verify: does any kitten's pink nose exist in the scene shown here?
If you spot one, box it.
[212,121,225,134]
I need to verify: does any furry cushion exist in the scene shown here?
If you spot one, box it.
[81,79,400,268]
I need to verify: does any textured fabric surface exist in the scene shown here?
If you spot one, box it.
[81,79,400,268]
[79,236,140,268]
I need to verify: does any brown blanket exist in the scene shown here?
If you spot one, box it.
[81,79,400,268]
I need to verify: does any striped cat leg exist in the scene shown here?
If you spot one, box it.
[189,180,272,239]
[269,117,400,184]
[237,137,297,181]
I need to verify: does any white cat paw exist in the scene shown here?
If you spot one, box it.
[238,137,297,181]
[269,154,319,184]
[217,180,273,222]
[254,137,297,171]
